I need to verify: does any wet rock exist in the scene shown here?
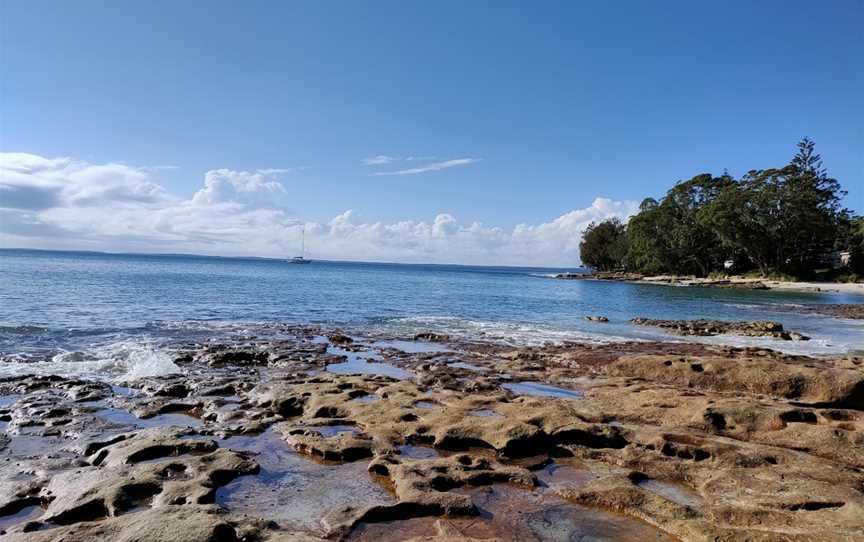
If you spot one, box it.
[328,333,354,345]
[631,317,810,340]
[199,348,269,367]
[87,428,217,467]
[4,330,864,541]
[554,271,643,281]
[585,315,609,322]
[373,454,533,515]
[38,432,257,526]
[773,303,864,320]
[692,279,770,290]
[413,333,450,342]
[154,383,190,398]
[3,504,248,542]
[284,427,374,462]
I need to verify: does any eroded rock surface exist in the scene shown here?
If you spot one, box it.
[1,328,862,541]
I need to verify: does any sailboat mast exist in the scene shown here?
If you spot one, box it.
[301,225,305,258]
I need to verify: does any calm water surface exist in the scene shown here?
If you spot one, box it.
[1,249,862,380]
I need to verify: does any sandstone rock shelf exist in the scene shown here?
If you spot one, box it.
[0,326,862,541]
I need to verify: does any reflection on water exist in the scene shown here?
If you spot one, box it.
[398,444,440,459]
[308,424,360,438]
[0,503,45,531]
[325,347,413,380]
[349,480,675,541]
[350,394,380,404]
[372,340,450,354]
[637,478,703,508]
[502,381,583,399]
[215,427,394,534]
[448,361,488,372]
[95,407,202,429]
[469,409,502,417]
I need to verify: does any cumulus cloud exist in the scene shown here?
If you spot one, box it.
[0,152,637,266]
[369,158,480,176]
[191,169,288,208]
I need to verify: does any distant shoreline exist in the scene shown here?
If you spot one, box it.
[553,272,864,296]
[0,247,580,273]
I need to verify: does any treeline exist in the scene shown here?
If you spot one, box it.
[580,138,863,279]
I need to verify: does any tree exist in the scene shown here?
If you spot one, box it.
[625,174,732,276]
[585,138,850,279]
[580,219,628,271]
[664,174,733,276]
[625,199,673,275]
[841,216,864,274]
[702,138,846,277]
[783,137,847,274]
[701,169,785,276]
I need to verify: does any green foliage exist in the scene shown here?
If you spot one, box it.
[624,174,734,276]
[582,138,853,279]
[579,218,628,271]
[702,138,846,277]
[740,269,799,282]
[844,216,864,274]
[623,204,669,275]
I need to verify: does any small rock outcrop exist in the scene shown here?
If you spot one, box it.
[413,332,450,342]
[631,317,810,340]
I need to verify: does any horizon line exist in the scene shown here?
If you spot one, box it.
[0,246,585,272]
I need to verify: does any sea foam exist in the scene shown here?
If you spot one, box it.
[1,339,180,382]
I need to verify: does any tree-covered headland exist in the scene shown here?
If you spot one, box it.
[579,139,863,280]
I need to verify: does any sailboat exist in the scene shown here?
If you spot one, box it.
[288,225,312,264]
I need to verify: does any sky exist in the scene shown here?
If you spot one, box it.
[1,1,861,266]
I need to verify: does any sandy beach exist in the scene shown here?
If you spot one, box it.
[762,280,864,295]
[558,272,864,296]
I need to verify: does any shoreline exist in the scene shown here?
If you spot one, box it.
[555,272,864,295]
[0,326,862,541]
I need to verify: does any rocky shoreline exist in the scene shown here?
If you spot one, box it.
[1,327,863,541]
[553,271,864,295]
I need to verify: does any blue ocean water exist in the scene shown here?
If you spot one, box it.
[1,249,862,380]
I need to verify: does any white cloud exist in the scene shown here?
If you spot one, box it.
[361,155,438,166]
[361,155,399,166]
[0,152,637,266]
[256,167,303,176]
[191,169,288,208]
[370,158,480,176]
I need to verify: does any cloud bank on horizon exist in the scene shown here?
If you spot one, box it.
[0,152,638,267]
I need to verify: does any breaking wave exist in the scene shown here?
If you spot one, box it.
[372,314,859,355]
[373,315,641,346]
[0,338,180,382]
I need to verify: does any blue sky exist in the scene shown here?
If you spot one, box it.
[1,1,862,264]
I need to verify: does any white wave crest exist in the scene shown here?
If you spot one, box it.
[375,315,857,355]
[94,339,181,381]
[1,339,180,382]
[378,315,641,346]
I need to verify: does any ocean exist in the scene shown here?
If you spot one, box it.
[1,248,862,381]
